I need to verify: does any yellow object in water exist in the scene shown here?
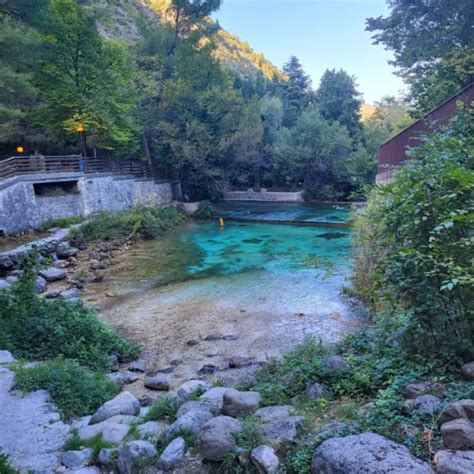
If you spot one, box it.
[219,218,225,227]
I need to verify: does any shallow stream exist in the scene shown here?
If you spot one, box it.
[84,202,364,394]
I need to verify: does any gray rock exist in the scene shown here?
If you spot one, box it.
[39,267,66,282]
[61,449,93,468]
[358,402,376,418]
[0,279,11,291]
[97,448,119,468]
[305,382,326,399]
[411,395,442,415]
[35,276,47,294]
[434,450,474,474]
[158,437,186,471]
[45,291,60,299]
[187,339,200,346]
[106,372,125,386]
[177,380,210,399]
[123,371,139,384]
[170,358,183,366]
[205,333,223,341]
[128,359,146,373]
[0,255,13,271]
[200,387,230,413]
[6,276,18,284]
[117,441,157,474]
[461,362,474,381]
[137,421,165,441]
[317,422,361,441]
[223,335,239,341]
[69,467,101,474]
[0,350,16,364]
[258,416,303,447]
[90,391,140,424]
[439,400,474,425]
[166,407,214,437]
[250,445,279,473]
[106,354,119,372]
[197,416,243,461]
[229,356,253,368]
[56,242,79,259]
[144,374,169,391]
[441,419,474,449]
[311,432,433,473]
[60,288,81,300]
[222,389,261,417]
[78,419,131,444]
[177,401,212,419]
[254,405,292,423]
[405,381,444,399]
[325,355,350,373]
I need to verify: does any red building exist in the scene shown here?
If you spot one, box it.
[376,83,474,184]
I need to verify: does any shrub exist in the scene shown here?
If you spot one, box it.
[192,200,213,219]
[14,359,118,419]
[40,215,84,230]
[72,205,186,243]
[142,396,179,422]
[0,451,17,474]
[352,106,474,360]
[0,271,139,370]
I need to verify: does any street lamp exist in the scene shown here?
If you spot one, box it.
[16,146,25,155]
[75,124,87,158]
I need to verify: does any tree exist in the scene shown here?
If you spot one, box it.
[366,0,474,114]
[316,69,363,139]
[274,107,353,199]
[0,15,40,146]
[281,56,313,127]
[36,0,139,156]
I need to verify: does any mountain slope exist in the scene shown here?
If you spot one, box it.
[88,0,283,81]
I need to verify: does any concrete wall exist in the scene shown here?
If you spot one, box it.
[0,173,173,235]
[223,189,304,202]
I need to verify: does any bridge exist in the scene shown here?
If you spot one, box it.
[0,155,181,235]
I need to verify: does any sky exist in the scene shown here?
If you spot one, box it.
[213,0,406,104]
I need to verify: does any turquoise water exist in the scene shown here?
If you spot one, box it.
[212,201,350,224]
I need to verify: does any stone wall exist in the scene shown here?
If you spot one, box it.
[223,189,304,202]
[0,173,173,235]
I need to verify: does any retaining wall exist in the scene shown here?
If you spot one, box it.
[223,189,304,202]
[0,173,173,235]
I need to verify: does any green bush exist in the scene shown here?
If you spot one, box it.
[352,107,474,360]
[40,215,84,230]
[0,271,139,370]
[192,200,213,219]
[72,205,186,243]
[0,451,17,474]
[14,359,118,419]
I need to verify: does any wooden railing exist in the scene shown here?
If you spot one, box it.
[0,155,175,184]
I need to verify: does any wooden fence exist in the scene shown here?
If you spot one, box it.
[0,155,175,183]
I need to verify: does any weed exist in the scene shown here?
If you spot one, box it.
[142,396,179,422]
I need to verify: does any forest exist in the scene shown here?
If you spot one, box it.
[0,0,421,201]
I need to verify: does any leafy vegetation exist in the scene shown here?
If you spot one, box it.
[71,206,185,243]
[0,270,139,370]
[0,451,17,474]
[353,107,474,360]
[40,215,84,230]
[142,396,179,423]
[14,359,119,419]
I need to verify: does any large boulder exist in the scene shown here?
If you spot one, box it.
[461,362,474,381]
[61,449,93,469]
[165,407,214,437]
[176,401,212,419]
[441,419,474,450]
[157,437,186,471]
[311,432,433,473]
[197,416,243,461]
[200,387,230,413]
[90,392,140,424]
[77,416,135,443]
[117,441,157,474]
[434,450,474,474]
[439,400,474,425]
[250,445,279,473]
[258,416,303,447]
[39,267,66,282]
[222,388,261,417]
[254,406,293,423]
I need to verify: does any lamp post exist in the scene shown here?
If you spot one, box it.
[75,124,87,158]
